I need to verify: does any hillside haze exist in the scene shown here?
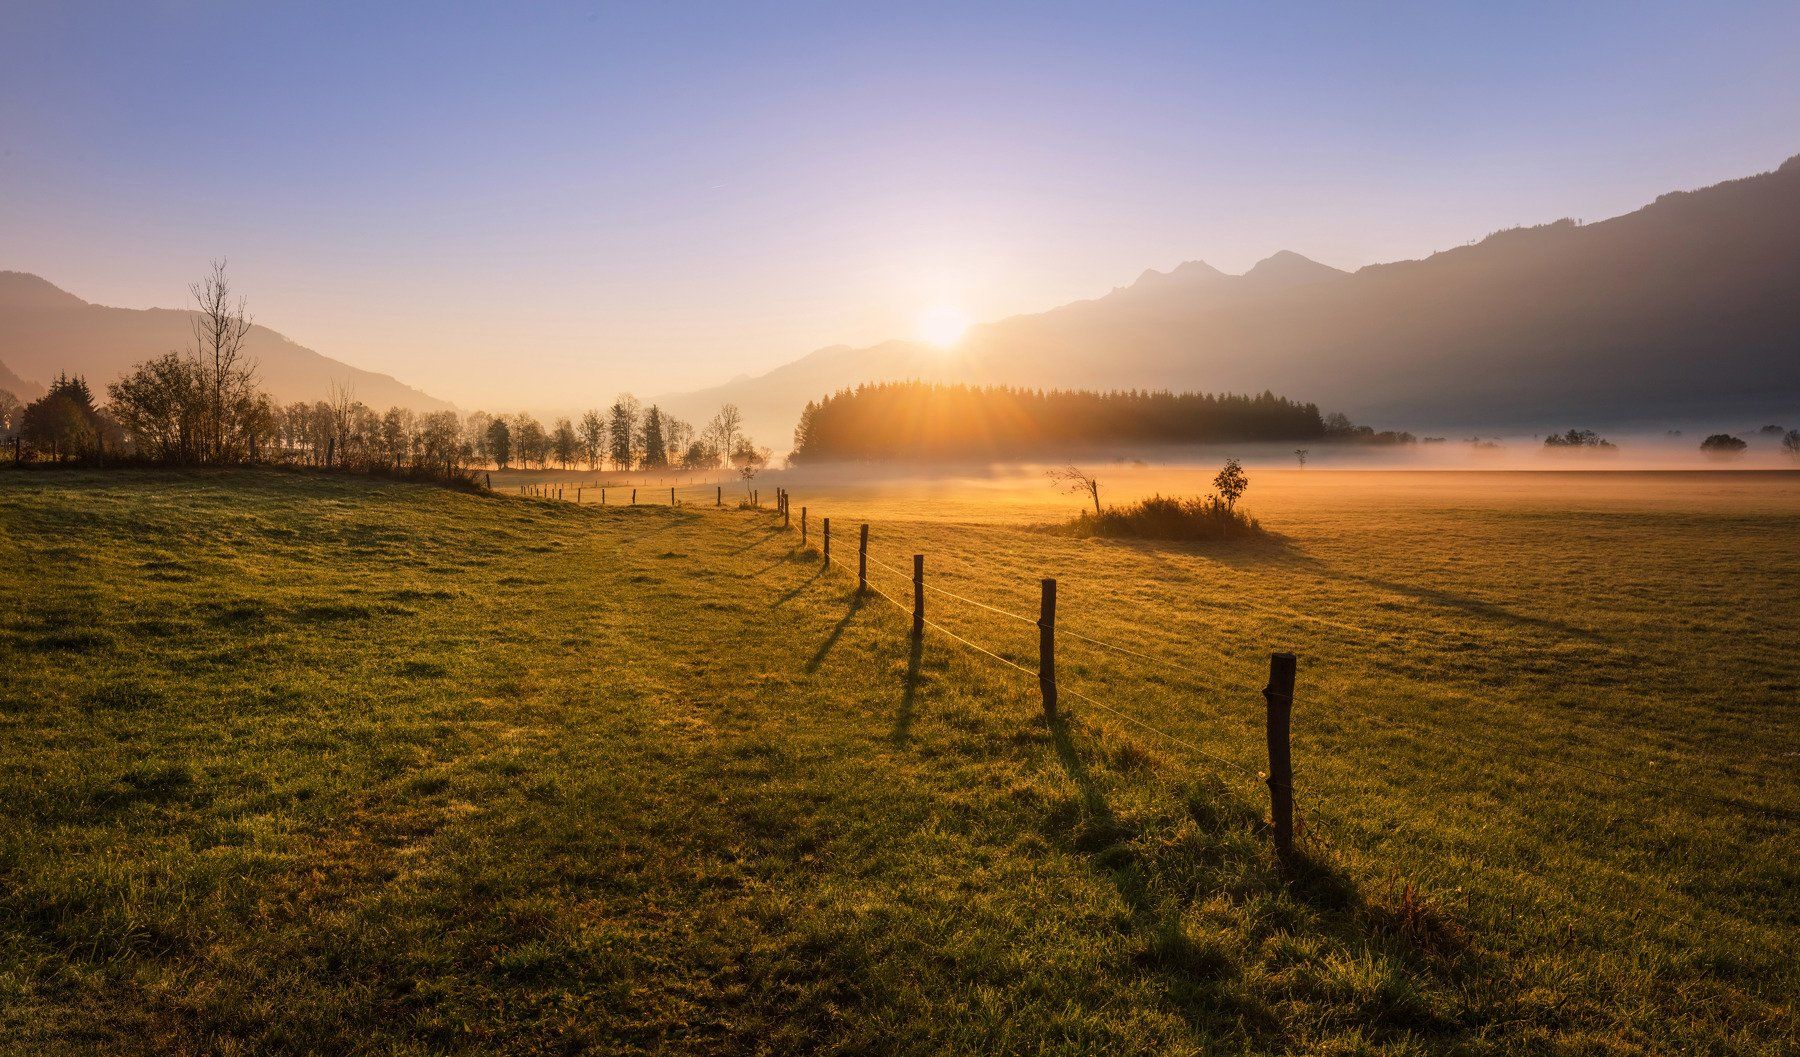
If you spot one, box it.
[662,156,1800,444]
[0,272,453,411]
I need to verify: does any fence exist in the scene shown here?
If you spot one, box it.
[509,477,756,509]
[496,476,1799,869]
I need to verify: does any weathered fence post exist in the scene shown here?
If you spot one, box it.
[631,487,637,505]
[1264,652,1297,860]
[858,524,868,593]
[717,485,722,506]
[912,554,925,638]
[601,487,607,506]
[1038,578,1057,718]
[486,472,492,489]
[784,496,790,529]
[576,486,581,503]
[822,517,830,567]
[671,486,676,506]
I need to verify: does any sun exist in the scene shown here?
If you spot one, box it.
[917,304,970,347]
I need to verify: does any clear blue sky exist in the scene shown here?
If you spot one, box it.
[3,1,1796,408]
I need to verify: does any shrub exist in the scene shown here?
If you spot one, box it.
[1056,494,1265,541]
[1700,434,1748,457]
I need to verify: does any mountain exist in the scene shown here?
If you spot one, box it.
[657,252,1348,445]
[661,155,1800,443]
[0,357,41,401]
[0,273,453,412]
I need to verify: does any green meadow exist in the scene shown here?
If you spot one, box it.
[1,468,1794,1055]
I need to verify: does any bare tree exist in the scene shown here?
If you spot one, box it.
[1047,465,1100,515]
[579,409,605,469]
[188,260,256,461]
[608,394,641,470]
[710,404,742,469]
[325,381,356,467]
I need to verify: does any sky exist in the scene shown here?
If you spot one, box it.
[2,1,1797,410]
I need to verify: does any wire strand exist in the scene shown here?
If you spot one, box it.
[1059,684,1263,780]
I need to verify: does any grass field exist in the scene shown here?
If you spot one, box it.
[1,467,1795,1054]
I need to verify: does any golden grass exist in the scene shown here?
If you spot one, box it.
[1,467,1794,1054]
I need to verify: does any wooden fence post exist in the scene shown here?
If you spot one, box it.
[1264,652,1297,860]
[801,507,808,547]
[717,485,722,506]
[823,517,830,567]
[912,555,925,638]
[485,472,492,489]
[576,486,581,503]
[631,487,636,505]
[858,524,868,593]
[1038,578,1057,718]
[601,487,606,506]
[671,486,676,506]
[784,496,790,529]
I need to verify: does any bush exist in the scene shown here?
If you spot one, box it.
[1700,433,1748,457]
[1055,494,1265,541]
[1543,429,1615,449]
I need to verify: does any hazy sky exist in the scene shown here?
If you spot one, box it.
[3,1,1797,409]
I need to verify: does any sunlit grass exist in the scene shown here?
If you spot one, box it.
[1,468,1794,1054]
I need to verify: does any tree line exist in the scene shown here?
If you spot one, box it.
[0,264,770,477]
[789,381,1340,461]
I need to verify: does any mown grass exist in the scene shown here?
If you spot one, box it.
[1,468,1794,1054]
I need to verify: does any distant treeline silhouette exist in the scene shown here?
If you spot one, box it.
[0,264,773,480]
[789,382,1334,461]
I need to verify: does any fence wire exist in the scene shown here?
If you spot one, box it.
[533,484,1797,828]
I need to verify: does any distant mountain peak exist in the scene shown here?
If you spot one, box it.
[1241,251,1345,286]
[1131,260,1226,288]
[0,272,89,311]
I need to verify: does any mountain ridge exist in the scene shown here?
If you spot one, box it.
[659,155,1800,444]
[0,272,454,412]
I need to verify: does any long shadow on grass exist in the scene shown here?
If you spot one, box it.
[805,594,864,673]
[726,527,786,555]
[1036,710,1488,1047]
[1319,569,1606,642]
[890,634,923,746]
[771,567,824,608]
[1032,529,1302,572]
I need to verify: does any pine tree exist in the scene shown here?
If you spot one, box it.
[608,396,639,470]
[639,405,667,469]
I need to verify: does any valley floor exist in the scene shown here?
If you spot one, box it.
[0,469,1794,1054]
